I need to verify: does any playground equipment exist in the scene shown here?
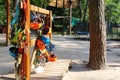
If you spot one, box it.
[74,21,89,40]
[49,0,77,35]
[8,0,53,80]
[74,0,89,40]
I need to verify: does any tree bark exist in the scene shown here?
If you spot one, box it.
[83,0,88,31]
[88,0,107,69]
[77,0,82,19]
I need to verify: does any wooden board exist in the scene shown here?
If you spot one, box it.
[0,59,71,80]
[21,2,50,14]
[31,59,71,80]
[22,0,30,80]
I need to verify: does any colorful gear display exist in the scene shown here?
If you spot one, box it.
[30,22,43,30]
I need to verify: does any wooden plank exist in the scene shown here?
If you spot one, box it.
[31,59,71,80]
[31,5,38,12]
[1,59,71,80]
[38,7,49,14]
[21,2,49,14]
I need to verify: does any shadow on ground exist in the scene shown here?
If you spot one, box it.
[0,76,14,80]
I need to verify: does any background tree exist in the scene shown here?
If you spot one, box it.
[0,0,119,33]
[0,0,6,25]
[77,0,82,19]
[72,0,88,20]
[73,0,120,24]
[105,0,120,23]
[88,0,107,69]
[30,0,51,8]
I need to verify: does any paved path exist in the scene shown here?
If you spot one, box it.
[0,34,120,80]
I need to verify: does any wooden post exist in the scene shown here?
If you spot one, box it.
[49,11,52,40]
[23,0,30,80]
[46,11,52,41]
[6,0,10,46]
[20,2,52,79]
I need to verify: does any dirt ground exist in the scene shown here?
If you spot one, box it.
[62,59,120,80]
[0,34,120,80]
[60,36,120,80]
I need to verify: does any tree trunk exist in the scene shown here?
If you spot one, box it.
[88,0,107,69]
[83,0,88,31]
[77,0,82,19]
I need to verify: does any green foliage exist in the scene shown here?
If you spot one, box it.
[72,0,89,21]
[30,0,51,8]
[73,0,120,23]
[105,0,120,23]
[0,0,6,25]
[0,0,120,26]
[0,6,6,25]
